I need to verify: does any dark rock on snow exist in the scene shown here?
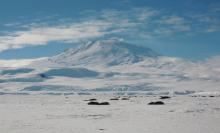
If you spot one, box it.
[99,102,110,105]
[88,101,110,105]
[121,97,130,100]
[160,96,171,99]
[148,101,165,105]
[110,98,119,100]
[88,101,100,105]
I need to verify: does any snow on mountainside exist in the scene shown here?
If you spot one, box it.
[1,39,220,93]
[52,39,159,66]
[32,39,159,67]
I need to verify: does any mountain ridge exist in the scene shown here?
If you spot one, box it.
[1,39,220,93]
[43,39,160,67]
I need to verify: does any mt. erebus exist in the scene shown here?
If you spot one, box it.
[1,39,220,94]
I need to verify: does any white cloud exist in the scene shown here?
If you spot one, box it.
[133,8,159,21]
[157,15,191,33]
[204,25,220,33]
[154,28,174,36]
[0,58,45,68]
[100,8,158,23]
[4,22,22,27]
[0,20,111,52]
[159,15,185,25]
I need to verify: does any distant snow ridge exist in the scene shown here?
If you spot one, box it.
[50,39,159,66]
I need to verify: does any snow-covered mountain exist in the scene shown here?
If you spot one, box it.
[1,39,220,94]
[32,39,159,67]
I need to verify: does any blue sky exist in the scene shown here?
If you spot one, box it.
[0,0,219,60]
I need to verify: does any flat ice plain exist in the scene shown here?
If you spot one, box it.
[0,94,220,133]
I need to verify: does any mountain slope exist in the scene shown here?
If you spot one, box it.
[35,39,159,67]
[1,39,220,93]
